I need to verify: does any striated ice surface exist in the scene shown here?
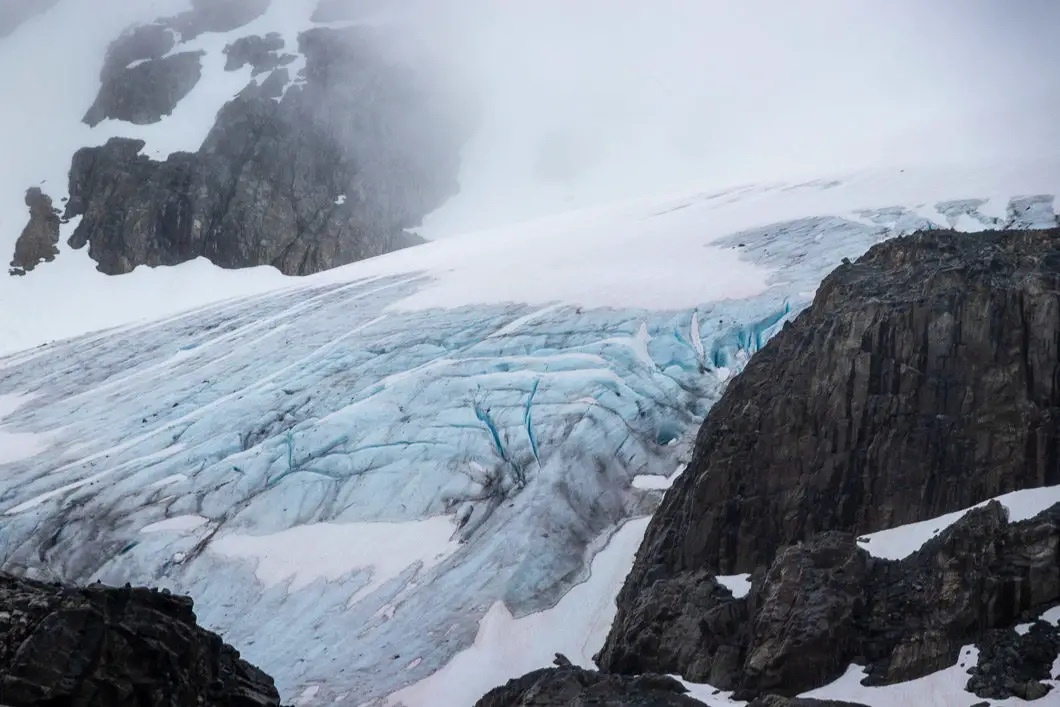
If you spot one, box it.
[0,193,1057,705]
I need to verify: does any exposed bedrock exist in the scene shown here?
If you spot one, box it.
[8,188,60,276]
[590,227,1060,697]
[0,572,281,707]
[473,662,706,707]
[65,25,467,275]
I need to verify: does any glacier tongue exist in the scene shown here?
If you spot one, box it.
[0,187,1058,704]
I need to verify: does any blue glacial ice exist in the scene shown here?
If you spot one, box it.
[0,193,1056,705]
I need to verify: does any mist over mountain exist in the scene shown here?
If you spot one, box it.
[0,3,1059,707]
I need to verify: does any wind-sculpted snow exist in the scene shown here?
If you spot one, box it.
[0,193,1057,705]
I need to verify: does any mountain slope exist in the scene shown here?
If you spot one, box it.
[1,162,1058,705]
[0,0,466,354]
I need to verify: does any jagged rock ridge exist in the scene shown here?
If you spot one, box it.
[591,226,1060,698]
[0,572,281,707]
[64,23,466,275]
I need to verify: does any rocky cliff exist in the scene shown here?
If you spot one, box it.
[591,226,1060,699]
[12,0,468,276]
[470,226,1060,704]
[0,572,282,707]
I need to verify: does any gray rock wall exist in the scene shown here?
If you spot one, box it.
[64,25,466,275]
[10,1,469,277]
[593,226,1060,699]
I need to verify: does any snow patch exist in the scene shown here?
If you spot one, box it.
[631,474,672,490]
[857,484,1060,560]
[0,429,47,465]
[674,679,742,706]
[210,515,460,598]
[0,394,35,420]
[802,645,981,706]
[0,393,48,463]
[801,643,1060,707]
[293,685,321,707]
[386,518,650,707]
[716,574,752,599]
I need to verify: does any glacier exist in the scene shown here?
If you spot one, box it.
[1,168,1058,704]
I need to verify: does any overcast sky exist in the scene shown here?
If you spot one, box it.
[405,0,1060,232]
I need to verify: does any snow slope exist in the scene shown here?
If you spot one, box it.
[1,163,1058,705]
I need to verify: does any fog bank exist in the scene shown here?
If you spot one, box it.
[395,0,1060,235]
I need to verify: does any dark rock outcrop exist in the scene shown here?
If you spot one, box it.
[473,664,703,707]
[81,0,270,128]
[8,188,60,276]
[83,50,204,127]
[595,227,1060,695]
[966,616,1060,701]
[97,22,178,82]
[65,25,466,275]
[0,572,281,707]
[224,33,295,75]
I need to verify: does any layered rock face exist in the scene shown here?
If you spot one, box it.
[592,227,1060,698]
[631,225,1060,579]
[12,0,468,276]
[0,572,281,707]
